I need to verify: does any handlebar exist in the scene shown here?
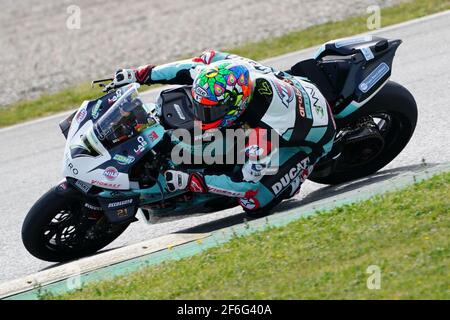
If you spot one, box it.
[91,78,115,92]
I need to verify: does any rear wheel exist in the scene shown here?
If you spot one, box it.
[22,187,130,262]
[309,81,417,185]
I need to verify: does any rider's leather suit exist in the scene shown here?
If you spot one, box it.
[136,50,336,212]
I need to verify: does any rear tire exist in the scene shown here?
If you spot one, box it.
[309,81,417,185]
[22,187,130,262]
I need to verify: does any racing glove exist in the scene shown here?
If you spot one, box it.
[164,170,208,193]
[112,65,155,88]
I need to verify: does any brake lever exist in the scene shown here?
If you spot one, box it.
[102,82,116,92]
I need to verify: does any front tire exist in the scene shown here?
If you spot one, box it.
[22,187,130,262]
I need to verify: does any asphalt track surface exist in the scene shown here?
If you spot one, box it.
[0,11,449,283]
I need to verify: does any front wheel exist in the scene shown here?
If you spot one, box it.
[22,186,130,262]
[309,81,418,185]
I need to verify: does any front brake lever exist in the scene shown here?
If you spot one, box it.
[91,78,115,92]
[102,82,116,92]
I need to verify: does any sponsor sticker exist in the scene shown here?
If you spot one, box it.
[91,179,121,189]
[91,100,102,120]
[75,108,87,123]
[113,154,135,165]
[107,88,122,105]
[273,79,294,108]
[103,166,119,181]
[134,136,148,155]
[107,199,133,208]
[194,86,208,97]
[358,62,390,93]
[238,197,260,211]
[75,179,92,193]
[148,131,159,142]
[360,47,374,61]
[173,103,186,120]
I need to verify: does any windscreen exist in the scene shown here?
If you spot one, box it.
[94,84,156,149]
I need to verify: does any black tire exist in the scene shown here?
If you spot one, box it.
[22,187,130,262]
[309,81,417,185]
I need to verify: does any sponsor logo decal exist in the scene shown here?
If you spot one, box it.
[173,103,186,120]
[273,80,294,108]
[75,179,91,193]
[108,199,133,208]
[257,80,272,96]
[133,136,148,155]
[238,197,260,211]
[84,203,102,211]
[358,62,390,93]
[305,86,324,118]
[113,154,135,165]
[76,108,87,123]
[360,47,374,61]
[282,78,306,117]
[194,86,208,97]
[91,100,102,119]
[271,157,309,195]
[107,89,122,105]
[294,87,305,117]
[103,166,119,181]
[207,186,247,198]
[67,162,79,175]
[148,131,159,142]
[91,179,121,189]
[245,145,265,159]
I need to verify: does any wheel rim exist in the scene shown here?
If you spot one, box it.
[335,111,405,173]
[42,203,87,252]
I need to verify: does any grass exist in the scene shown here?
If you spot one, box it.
[1,0,450,127]
[49,171,450,300]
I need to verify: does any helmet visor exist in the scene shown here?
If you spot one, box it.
[192,101,232,123]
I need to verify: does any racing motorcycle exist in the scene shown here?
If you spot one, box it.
[22,36,417,262]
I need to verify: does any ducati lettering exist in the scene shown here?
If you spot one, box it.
[271,157,310,195]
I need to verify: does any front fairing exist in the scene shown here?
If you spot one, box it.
[62,84,165,190]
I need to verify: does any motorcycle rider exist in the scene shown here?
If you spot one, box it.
[111,50,336,214]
